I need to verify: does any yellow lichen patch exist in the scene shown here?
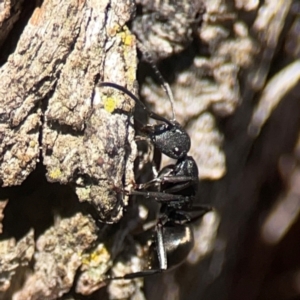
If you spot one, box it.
[127,63,136,84]
[81,244,110,267]
[118,27,137,85]
[120,30,134,47]
[29,140,37,148]
[48,168,62,180]
[103,96,117,113]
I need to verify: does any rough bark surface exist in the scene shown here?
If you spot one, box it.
[0,0,300,300]
[0,0,137,223]
[0,0,139,299]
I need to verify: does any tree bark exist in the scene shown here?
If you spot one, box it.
[1,0,300,300]
[0,0,138,299]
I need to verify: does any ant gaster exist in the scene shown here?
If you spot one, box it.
[100,53,211,279]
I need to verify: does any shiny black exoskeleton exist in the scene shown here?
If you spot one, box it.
[100,75,211,279]
[111,194,210,279]
[139,155,199,196]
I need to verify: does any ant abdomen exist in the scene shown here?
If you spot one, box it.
[150,224,194,271]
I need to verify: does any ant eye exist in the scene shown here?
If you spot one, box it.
[173,145,188,158]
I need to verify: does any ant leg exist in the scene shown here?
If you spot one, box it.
[161,175,197,184]
[174,206,213,224]
[163,181,194,194]
[137,175,196,194]
[158,176,198,193]
[129,190,190,204]
[152,147,162,178]
[108,223,167,280]
[108,269,162,280]
[134,138,162,187]
[156,222,167,270]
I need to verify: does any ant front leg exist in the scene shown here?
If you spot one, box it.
[138,175,197,194]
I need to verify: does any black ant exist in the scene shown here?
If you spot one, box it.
[99,52,211,279]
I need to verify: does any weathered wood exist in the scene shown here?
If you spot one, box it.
[0,0,137,222]
[0,0,139,299]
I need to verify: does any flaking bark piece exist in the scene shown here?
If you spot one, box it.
[0,0,85,186]
[0,112,41,186]
[13,213,98,300]
[42,0,137,223]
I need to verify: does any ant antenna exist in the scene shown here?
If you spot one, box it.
[99,82,174,127]
[136,40,176,121]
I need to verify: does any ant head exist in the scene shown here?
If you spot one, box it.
[144,121,191,159]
